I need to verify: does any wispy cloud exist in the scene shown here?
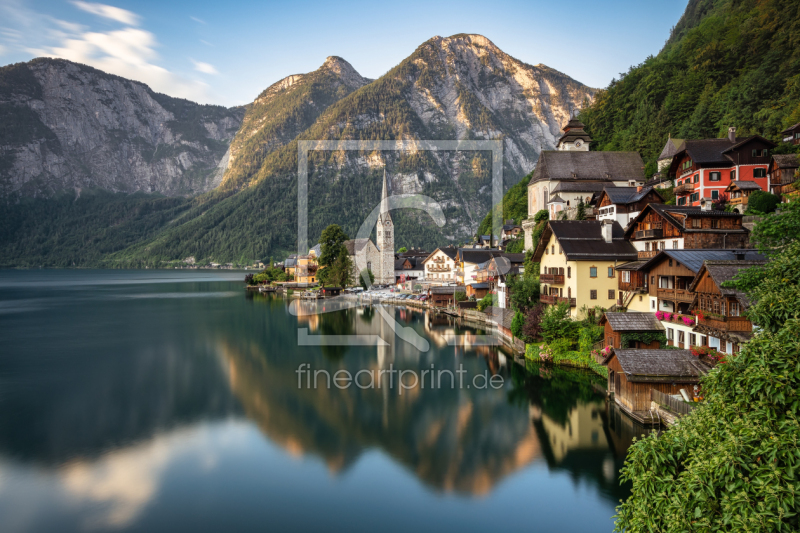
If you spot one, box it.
[200,39,213,47]
[0,44,6,56]
[71,1,140,26]
[190,16,206,25]
[191,59,218,75]
[0,1,214,103]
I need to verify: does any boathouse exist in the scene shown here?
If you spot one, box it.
[599,312,665,349]
[603,348,708,420]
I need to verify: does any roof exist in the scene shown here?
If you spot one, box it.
[670,135,777,171]
[780,122,800,135]
[429,286,463,294]
[658,137,685,161]
[601,186,663,205]
[502,224,521,231]
[640,249,766,274]
[534,220,638,262]
[423,246,459,263]
[458,249,503,264]
[310,244,321,257]
[615,260,649,271]
[549,195,565,203]
[551,181,614,194]
[643,175,671,188]
[623,204,746,238]
[689,260,768,307]
[606,349,708,382]
[284,258,297,267]
[722,135,778,154]
[557,129,593,146]
[562,117,586,131]
[344,238,373,255]
[394,257,421,269]
[601,312,664,332]
[471,282,490,289]
[530,151,645,184]
[771,153,800,169]
[726,180,763,191]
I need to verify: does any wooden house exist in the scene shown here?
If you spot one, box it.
[427,286,463,307]
[466,282,489,299]
[603,348,708,421]
[725,180,763,214]
[599,312,664,349]
[595,185,664,228]
[688,259,766,354]
[780,122,800,145]
[623,203,749,260]
[768,154,799,197]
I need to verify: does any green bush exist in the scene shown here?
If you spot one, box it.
[511,310,525,339]
[747,190,781,214]
[454,291,467,302]
[477,293,497,311]
[540,302,579,343]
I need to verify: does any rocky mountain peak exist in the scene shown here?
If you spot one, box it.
[321,56,370,88]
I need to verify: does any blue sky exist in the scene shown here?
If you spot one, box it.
[0,0,688,107]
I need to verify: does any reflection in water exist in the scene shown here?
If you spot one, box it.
[0,272,641,532]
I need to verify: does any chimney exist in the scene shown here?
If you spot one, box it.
[728,127,736,143]
[700,198,712,211]
[637,185,642,192]
[601,220,613,243]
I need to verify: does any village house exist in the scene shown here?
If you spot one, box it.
[768,153,799,198]
[623,203,749,260]
[456,249,502,285]
[532,220,638,318]
[474,255,525,308]
[600,312,665,350]
[688,259,767,354]
[393,256,424,285]
[657,136,685,171]
[666,128,776,207]
[422,247,458,285]
[501,220,522,240]
[603,348,708,422]
[724,180,763,213]
[620,249,766,348]
[595,186,664,228]
[780,122,800,145]
[427,286,463,307]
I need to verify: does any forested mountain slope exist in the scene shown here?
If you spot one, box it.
[579,0,800,175]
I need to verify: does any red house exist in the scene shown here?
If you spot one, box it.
[666,128,777,207]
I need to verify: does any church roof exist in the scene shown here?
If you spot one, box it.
[530,151,645,184]
[378,168,392,225]
[562,117,586,131]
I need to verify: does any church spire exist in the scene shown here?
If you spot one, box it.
[380,168,391,222]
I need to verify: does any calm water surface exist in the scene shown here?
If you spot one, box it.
[0,270,643,532]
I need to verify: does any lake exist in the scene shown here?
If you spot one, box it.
[0,270,642,532]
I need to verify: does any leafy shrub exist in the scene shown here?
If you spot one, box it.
[747,190,781,214]
[454,291,467,302]
[477,293,497,312]
[511,310,525,339]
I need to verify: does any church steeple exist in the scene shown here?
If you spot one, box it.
[376,167,395,284]
[379,168,392,224]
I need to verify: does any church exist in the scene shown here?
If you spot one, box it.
[344,169,395,285]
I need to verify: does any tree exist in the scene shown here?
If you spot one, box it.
[454,291,467,302]
[576,199,586,220]
[477,293,496,311]
[712,191,729,211]
[511,310,525,339]
[397,247,408,253]
[522,304,544,340]
[747,190,781,214]
[358,268,375,290]
[506,274,539,313]
[318,224,349,268]
[750,198,800,251]
[540,302,579,343]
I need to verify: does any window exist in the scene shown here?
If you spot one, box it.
[545,248,548,255]
[608,267,614,277]
[752,149,768,157]
[567,267,571,278]
[651,275,655,285]
[731,170,736,180]
[667,328,674,341]
[559,245,562,254]
[669,259,673,267]
[678,331,685,345]
[691,192,700,202]
[645,242,650,251]
[711,190,719,199]
[692,218,702,228]
[709,171,721,181]
[720,339,727,352]
[607,290,614,299]
[678,197,686,206]
[730,301,740,316]
[651,299,656,309]
[590,267,597,278]
[713,301,719,314]
[590,290,597,300]
[660,241,666,250]
[690,333,697,346]
[673,240,678,249]
[711,219,720,229]
[551,245,555,254]
[693,174,699,183]
[622,271,630,283]
[754,168,767,178]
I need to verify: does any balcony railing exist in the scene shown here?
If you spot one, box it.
[674,182,695,195]
[541,294,576,307]
[427,265,451,272]
[700,315,752,332]
[540,274,565,284]
[637,250,658,259]
[635,229,663,239]
[656,288,694,303]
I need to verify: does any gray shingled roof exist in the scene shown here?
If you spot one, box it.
[641,249,767,273]
[531,151,645,184]
[602,185,662,205]
[781,123,800,135]
[429,286,463,294]
[551,182,614,193]
[602,312,665,332]
[458,249,503,265]
[727,181,762,191]
[607,349,708,382]
[536,221,638,262]
[772,153,800,169]
[658,138,685,161]
[690,260,768,308]
[615,260,649,271]
[624,204,747,238]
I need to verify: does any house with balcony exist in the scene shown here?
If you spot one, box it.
[688,259,767,354]
[474,255,524,308]
[724,180,762,213]
[532,220,637,318]
[634,249,764,349]
[595,185,664,228]
[665,128,776,207]
[623,203,749,260]
[768,153,799,198]
[394,256,424,284]
[780,122,800,145]
[422,247,458,285]
[455,249,503,286]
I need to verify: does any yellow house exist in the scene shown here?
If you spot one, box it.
[295,244,321,284]
[532,220,637,318]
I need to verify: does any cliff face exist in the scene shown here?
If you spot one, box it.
[0,58,244,197]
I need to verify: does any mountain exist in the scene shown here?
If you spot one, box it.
[579,0,800,175]
[0,58,244,198]
[0,35,596,267]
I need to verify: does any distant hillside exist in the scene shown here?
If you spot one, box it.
[0,58,243,197]
[580,0,800,176]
